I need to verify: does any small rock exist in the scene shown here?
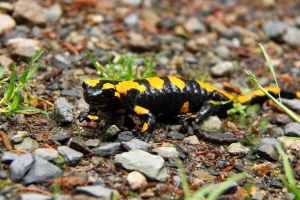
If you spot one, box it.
[269,180,283,188]
[210,61,234,77]
[127,171,147,190]
[251,161,276,176]
[114,149,168,181]
[87,14,104,25]
[20,194,52,200]
[117,131,134,141]
[256,144,278,161]
[192,170,216,181]
[262,0,275,8]
[30,26,45,39]
[184,56,198,64]
[152,147,178,158]
[174,25,189,38]
[54,98,73,123]
[13,0,47,25]
[216,160,225,169]
[85,139,100,147]
[167,131,185,140]
[0,14,16,35]
[91,156,105,165]
[67,137,89,154]
[0,2,14,12]
[1,151,20,163]
[213,45,231,60]
[122,138,152,153]
[183,135,200,145]
[9,153,34,182]
[184,17,206,33]
[52,54,72,69]
[227,143,250,155]
[0,55,13,72]
[47,83,59,90]
[23,156,62,184]
[75,185,112,199]
[284,122,300,137]
[260,138,282,149]
[0,170,7,179]
[61,89,81,98]
[124,14,138,27]
[198,116,223,132]
[7,38,40,58]
[278,137,300,151]
[296,16,300,27]
[121,0,142,6]
[283,27,300,47]
[102,125,120,141]
[43,3,62,22]
[34,148,58,161]
[57,146,83,166]
[262,21,287,39]
[92,142,121,156]
[281,98,300,113]
[172,142,188,159]
[14,137,39,153]
[139,9,160,25]
[49,135,71,143]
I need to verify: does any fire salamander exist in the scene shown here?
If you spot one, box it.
[81,76,300,142]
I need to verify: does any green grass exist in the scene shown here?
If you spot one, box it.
[0,48,48,116]
[86,51,166,81]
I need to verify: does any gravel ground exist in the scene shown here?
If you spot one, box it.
[1,0,300,199]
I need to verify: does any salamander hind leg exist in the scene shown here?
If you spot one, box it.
[78,106,100,122]
[134,106,156,142]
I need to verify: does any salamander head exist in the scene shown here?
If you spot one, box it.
[82,79,121,111]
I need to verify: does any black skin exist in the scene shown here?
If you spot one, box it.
[80,77,232,142]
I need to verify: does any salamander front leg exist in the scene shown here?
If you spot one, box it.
[134,106,156,142]
[78,106,99,122]
[195,101,215,123]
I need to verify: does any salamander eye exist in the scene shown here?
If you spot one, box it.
[82,82,87,89]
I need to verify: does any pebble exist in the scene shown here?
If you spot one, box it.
[139,9,160,25]
[122,138,152,153]
[197,116,224,132]
[269,180,283,188]
[34,148,58,162]
[121,0,142,6]
[0,55,13,73]
[1,151,20,163]
[184,56,198,64]
[172,142,188,159]
[184,17,206,33]
[114,149,168,181]
[183,135,200,145]
[30,26,45,39]
[0,2,14,12]
[9,153,34,182]
[152,147,179,158]
[212,181,238,195]
[87,14,104,25]
[284,122,300,137]
[53,98,73,123]
[227,143,250,155]
[20,194,52,200]
[43,3,62,22]
[22,155,63,184]
[282,27,300,46]
[216,160,225,169]
[85,139,100,147]
[52,54,72,69]
[127,171,147,190]
[124,14,138,27]
[57,146,83,166]
[249,185,264,200]
[262,21,287,39]
[281,98,300,113]
[91,142,122,156]
[7,38,40,58]
[13,0,47,25]
[210,61,234,77]
[74,185,112,199]
[14,137,39,153]
[213,45,231,60]
[102,125,121,141]
[251,162,276,176]
[192,170,216,181]
[49,135,71,143]
[256,144,278,161]
[167,131,185,140]
[116,131,134,141]
[60,89,81,98]
[91,156,105,165]
[0,14,16,35]
[278,137,300,151]
[296,16,300,27]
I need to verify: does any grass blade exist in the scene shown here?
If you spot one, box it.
[6,63,16,102]
[11,92,20,110]
[175,157,190,199]
[25,62,41,81]
[0,66,4,78]
[12,107,48,115]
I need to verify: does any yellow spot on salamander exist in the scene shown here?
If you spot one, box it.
[236,87,280,104]
[114,92,120,98]
[102,83,115,90]
[179,101,189,113]
[145,77,164,90]
[297,91,300,99]
[134,106,149,115]
[115,109,126,114]
[115,81,146,95]
[84,79,100,87]
[197,81,235,100]
[87,115,99,121]
[168,76,186,89]
[141,122,148,132]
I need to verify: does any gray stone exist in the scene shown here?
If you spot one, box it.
[7,38,40,58]
[213,45,231,60]
[91,156,105,165]
[49,135,71,143]
[257,144,279,161]
[227,143,250,155]
[284,122,300,137]
[124,14,138,27]
[57,146,83,166]
[1,151,20,163]
[52,54,72,69]
[184,56,198,64]
[114,149,168,181]
[103,125,120,141]
[296,16,300,27]
[43,3,62,22]
[120,0,142,6]
[281,98,300,113]
[167,131,185,140]
[184,17,206,33]
[75,185,112,199]
[29,26,45,39]
[20,194,52,200]
[270,180,283,188]
[173,142,188,159]
[152,147,178,158]
[61,89,81,98]
[67,137,89,154]
[23,156,63,184]
[91,142,121,156]
[34,148,58,161]
[117,131,134,141]
[54,98,73,123]
[262,21,287,39]
[122,138,152,153]
[85,139,100,147]
[9,153,34,182]
[198,116,223,132]
[0,14,16,35]
[283,27,300,47]
[13,0,47,25]
[14,137,39,153]
[210,61,234,77]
